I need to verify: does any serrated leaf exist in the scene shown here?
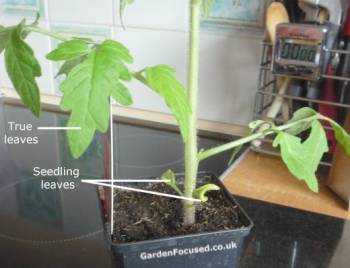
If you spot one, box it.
[111,82,132,106]
[5,21,41,117]
[193,183,220,202]
[330,121,350,157]
[145,65,190,142]
[273,120,328,192]
[56,55,87,77]
[286,107,317,135]
[60,39,133,158]
[201,0,214,18]
[47,40,91,61]
[161,169,183,196]
[72,37,95,43]
[0,26,12,53]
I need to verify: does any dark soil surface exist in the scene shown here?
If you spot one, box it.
[112,175,245,243]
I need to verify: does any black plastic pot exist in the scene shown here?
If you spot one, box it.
[110,173,253,268]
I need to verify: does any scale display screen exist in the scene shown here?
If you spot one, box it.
[279,40,318,63]
[272,23,328,80]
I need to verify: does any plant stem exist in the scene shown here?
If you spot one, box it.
[25,26,68,42]
[183,0,201,226]
[198,114,321,161]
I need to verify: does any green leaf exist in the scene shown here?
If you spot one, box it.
[56,55,88,77]
[111,82,133,106]
[0,26,12,54]
[47,40,91,61]
[193,183,220,202]
[144,65,190,142]
[286,107,317,135]
[228,120,272,165]
[120,0,134,15]
[60,39,133,158]
[201,0,214,18]
[119,0,134,26]
[161,169,183,196]
[4,21,41,117]
[330,121,350,157]
[273,120,328,192]
[249,120,266,129]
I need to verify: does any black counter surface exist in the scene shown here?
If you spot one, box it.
[0,103,349,268]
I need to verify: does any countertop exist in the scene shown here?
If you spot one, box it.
[0,103,349,268]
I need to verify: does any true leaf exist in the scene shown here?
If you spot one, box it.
[56,55,88,77]
[193,183,220,202]
[111,82,133,106]
[144,65,190,142]
[330,121,350,157]
[273,120,328,192]
[4,21,41,117]
[60,39,133,158]
[0,26,11,53]
[201,0,214,18]
[47,39,91,61]
[286,107,317,135]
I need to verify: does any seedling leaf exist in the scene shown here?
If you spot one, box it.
[193,183,220,202]
[145,65,191,142]
[161,169,183,196]
[4,20,41,117]
[273,120,328,192]
[60,39,133,158]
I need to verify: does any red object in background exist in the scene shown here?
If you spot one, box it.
[102,132,111,222]
[319,64,337,153]
[343,6,350,37]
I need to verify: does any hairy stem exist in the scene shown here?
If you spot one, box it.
[198,114,321,161]
[183,0,201,226]
[25,26,68,42]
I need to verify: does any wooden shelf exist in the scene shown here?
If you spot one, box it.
[0,87,247,138]
[223,151,350,220]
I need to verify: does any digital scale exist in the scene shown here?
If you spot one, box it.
[272,23,330,80]
[271,0,347,81]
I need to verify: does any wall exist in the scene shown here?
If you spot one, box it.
[0,0,264,126]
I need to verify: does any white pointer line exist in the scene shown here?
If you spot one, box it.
[81,180,201,203]
[37,127,81,130]
[87,179,170,183]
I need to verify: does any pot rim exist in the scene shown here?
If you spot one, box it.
[109,171,253,248]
